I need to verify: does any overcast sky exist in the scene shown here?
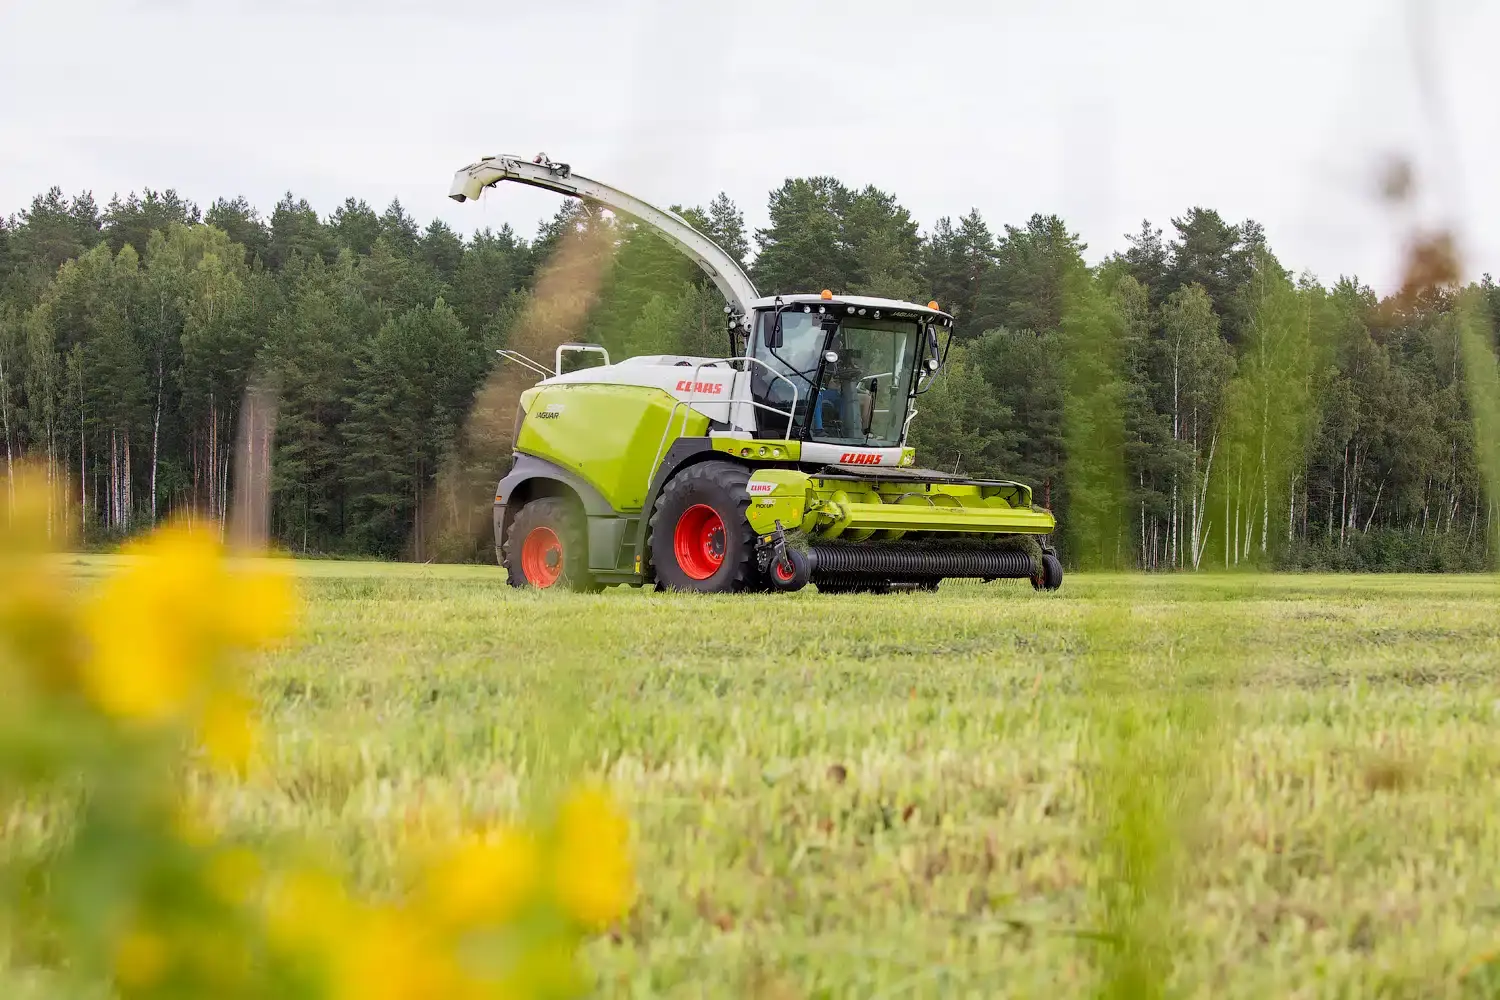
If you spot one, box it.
[3,0,1496,294]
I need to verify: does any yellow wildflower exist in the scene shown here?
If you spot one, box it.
[224,558,298,648]
[422,825,541,930]
[329,904,465,1000]
[0,473,76,695]
[0,462,67,557]
[79,520,296,725]
[81,523,224,722]
[552,784,635,930]
[113,925,170,990]
[264,867,353,955]
[200,687,258,776]
[0,567,75,697]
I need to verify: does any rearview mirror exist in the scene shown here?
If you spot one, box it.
[765,311,783,349]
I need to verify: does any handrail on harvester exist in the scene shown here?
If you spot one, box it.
[495,349,552,379]
[648,357,800,488]
[555,343,609,374]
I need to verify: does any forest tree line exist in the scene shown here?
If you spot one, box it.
[0,178,1496,570]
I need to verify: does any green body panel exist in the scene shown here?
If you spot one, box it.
[745,469,1055,540]
[744,469,811,535]
[708,437,918,469]
[710,437,801,462]
[515,383,708,512]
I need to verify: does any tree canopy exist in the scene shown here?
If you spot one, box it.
[0,177,1494,571]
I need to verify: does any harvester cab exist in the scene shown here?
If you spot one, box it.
[450,153,1062,595]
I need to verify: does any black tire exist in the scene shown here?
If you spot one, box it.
[504,497,599,592]
[648,461,757,593]
[767,546,811,593]
[1031,552,1063,592]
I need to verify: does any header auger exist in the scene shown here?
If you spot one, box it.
[451,153,1062,595]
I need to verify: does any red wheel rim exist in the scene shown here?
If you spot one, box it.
[673,504,726,580]
[521,526,564,587]
[774,560,795,583]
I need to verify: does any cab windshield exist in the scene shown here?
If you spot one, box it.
[749,310,917,447]
[808,320,916,447]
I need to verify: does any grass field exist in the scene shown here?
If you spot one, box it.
[46,560,1500,997]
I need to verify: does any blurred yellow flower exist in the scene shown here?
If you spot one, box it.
[78,520,296,725]
[422,825,541,930]
[200,687,258,776]
[552,784,635,931]
[113,925,170,990]
[0,568,76,696]
[265,867,353,955]
[81,524,221,722]
[0,462,66,558]
[329,904,467,1000]
[224,560,299,648]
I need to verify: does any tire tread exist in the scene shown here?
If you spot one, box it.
[647,461,757,593]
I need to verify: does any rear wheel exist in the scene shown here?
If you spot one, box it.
[649,461,757,593]
[504,497,599,591]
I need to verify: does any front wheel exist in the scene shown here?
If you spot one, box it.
[767,546,811,592]
[1031,552,1063,592]
[648,461,757,593]
[504,497,600,591]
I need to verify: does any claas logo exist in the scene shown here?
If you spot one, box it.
[840,452,882,465]
[675,380,723,395]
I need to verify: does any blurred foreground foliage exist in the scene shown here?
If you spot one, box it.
[0,463,634,999]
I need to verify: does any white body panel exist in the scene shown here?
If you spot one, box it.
[543,356,755,429]
[799,443,905,467]
[747,293,949,319]
[538,357,904,458]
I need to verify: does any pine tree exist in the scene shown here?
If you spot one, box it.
[379,199,421,257]
[450,226,530,341]
[992,214,1087,334]
[343,301,479,558]
[10,188,104,296]
[419,220,465,285]
[205,197,271,266]
[103,189,201,255]
[330,198,382,257]
[752,177,850,293]
[268,193,334,270]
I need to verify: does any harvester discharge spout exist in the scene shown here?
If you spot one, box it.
[451,153,757,337]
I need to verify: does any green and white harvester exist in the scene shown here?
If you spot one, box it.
[450,154,1062,595]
